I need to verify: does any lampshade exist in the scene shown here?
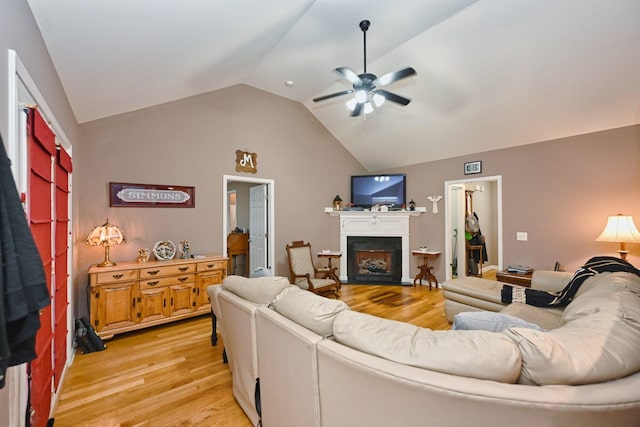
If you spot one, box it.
[86,219,126,267]
[595,214,640,260]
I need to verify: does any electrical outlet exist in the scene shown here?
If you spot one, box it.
[516,232,528,241]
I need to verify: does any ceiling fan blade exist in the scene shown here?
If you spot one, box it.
[334,67,362,85]
[374,67,417,87]
[350,102,364,117]
[313,89,354,103]
[376,89,411,106]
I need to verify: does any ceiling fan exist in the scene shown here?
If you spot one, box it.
[313,19,417,117]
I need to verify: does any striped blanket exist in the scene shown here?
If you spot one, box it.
[500,256,640,307]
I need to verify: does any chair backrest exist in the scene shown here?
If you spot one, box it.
[286,241,315,279]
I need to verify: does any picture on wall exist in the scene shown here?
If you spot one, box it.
[109,182,195,208]
[464,161,482,175]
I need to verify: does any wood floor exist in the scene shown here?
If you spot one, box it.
[52,281,475,426]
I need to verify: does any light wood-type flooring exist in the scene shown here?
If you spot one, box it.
[53,273,496,426]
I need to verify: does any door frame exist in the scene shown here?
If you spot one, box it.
[444,175,503,281]
[222,175,275,274]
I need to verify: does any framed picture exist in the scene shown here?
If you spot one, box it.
[464,161,482,175]
[109,182,195,208]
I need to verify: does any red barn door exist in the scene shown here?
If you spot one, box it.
[26,107,70,427]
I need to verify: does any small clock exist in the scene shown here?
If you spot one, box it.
[153,240,176,261]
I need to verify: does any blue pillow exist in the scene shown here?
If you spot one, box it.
[452,311,546,332]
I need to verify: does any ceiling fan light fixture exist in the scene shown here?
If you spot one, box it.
[373,93,385,107]
[364,102,374,115]
[313,20,416,117]
[355,90,368,103]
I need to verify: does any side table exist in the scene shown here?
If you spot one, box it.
[496,270,533,287]
[412,250,441,290]
[317,251,342,289]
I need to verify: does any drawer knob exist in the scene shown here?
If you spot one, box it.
[207,264,215,268]
[147,270,160,275]
[178,277,188,282]
[147,280,159,286]
[178,267,189,272]
[113,273,124,279]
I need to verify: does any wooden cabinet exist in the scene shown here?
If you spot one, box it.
[89,255,227,339]
[195,259,226,311]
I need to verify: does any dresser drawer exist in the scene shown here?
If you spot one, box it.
[140,274,195,289]
[94,269,138,284]
[140,263,195,278]
[197,259,226,272]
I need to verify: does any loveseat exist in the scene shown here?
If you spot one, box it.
[208,271,640,427]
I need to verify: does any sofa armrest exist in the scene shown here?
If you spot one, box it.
[530,270,573,292]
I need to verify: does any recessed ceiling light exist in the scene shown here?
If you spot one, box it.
[285,80,294,87]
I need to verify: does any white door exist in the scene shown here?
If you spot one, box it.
[249,184,268,274]
[449,184,467,278]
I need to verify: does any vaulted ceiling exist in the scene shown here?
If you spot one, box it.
[27,0,640,170]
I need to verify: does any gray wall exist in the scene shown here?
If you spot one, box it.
[75,84,367,316]
[393,124,640,276]
[0,0,79,145]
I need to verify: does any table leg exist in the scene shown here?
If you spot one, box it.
[413,258,438,290]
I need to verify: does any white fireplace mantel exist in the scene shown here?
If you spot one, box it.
[325,208,426,284]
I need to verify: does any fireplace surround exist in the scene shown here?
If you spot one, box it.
[325,208,425,284]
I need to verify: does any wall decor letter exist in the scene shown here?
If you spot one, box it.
[236,150,258,174]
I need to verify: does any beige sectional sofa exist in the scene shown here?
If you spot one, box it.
[208,271,640,427]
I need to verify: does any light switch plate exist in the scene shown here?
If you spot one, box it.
[516,232,528,241]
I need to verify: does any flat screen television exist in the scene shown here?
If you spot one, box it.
[351,174,406,209]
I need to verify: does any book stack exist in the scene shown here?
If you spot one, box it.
[507,264,533,274]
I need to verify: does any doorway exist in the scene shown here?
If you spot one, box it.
[444,175,503,281]
[222,175,275,276]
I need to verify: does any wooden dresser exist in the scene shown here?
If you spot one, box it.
[89,255,227,339]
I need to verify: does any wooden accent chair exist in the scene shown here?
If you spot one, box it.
[285,241,340,298]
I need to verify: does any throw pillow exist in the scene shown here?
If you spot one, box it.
[452,311,546,332]
[270,286,349,337]
[222,275,291,304]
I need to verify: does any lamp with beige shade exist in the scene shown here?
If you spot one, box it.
[595,214,640,260]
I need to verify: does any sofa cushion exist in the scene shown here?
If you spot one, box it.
[222,275,291,304]
[452,311,546,332]
[442,277,504,304]
[333,310,522,383]
[503,272,640,385]
[270,286,349,337]
[499,303,563,330]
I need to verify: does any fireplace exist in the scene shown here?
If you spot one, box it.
[348,236,402,283]
[326,208,425,284]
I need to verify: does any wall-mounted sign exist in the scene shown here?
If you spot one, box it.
[464,160,482,175]
[109,182,195,208]
[236,150,258,174]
